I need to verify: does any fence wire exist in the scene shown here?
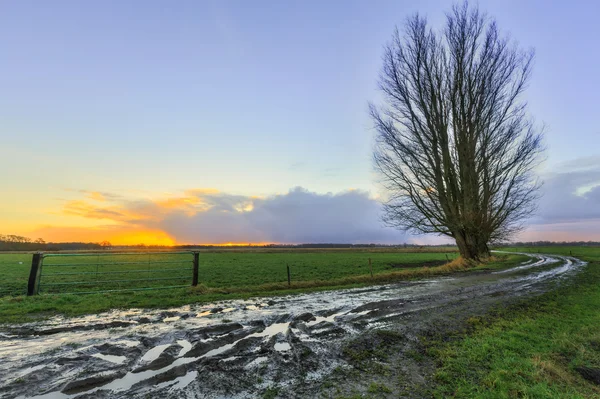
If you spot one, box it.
[37,252,196,294]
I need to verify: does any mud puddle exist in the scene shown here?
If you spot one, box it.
[0,252,586,398]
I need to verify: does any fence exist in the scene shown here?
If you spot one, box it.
[1,249,459,296]
[0,251,200,296]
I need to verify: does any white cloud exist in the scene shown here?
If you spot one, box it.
[518,157,600,240]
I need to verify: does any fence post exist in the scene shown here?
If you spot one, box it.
[287,264,291,287]
[192,252,199,287]
[369,258,373,278]
[27,252,43,296]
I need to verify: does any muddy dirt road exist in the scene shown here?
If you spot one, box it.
[0,253,586,398]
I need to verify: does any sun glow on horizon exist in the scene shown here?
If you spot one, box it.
[108,231,176,246]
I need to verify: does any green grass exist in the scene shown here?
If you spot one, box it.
[197,250,457,287]
[0,248,530,323]
[0,253,33,296]
[430,246,600,398]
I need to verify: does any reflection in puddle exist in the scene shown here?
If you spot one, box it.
[307,312,344,326]
[113,340,139,347]
[274,342,291,352]
[196,311,212,318]
[140,344,170,363]
[176,340,192,357]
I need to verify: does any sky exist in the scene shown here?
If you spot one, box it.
[1,0,599,245]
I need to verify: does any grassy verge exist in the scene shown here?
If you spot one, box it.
[0,252,528,324]
[429,246,600,398]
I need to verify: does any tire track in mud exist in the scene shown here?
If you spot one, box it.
[0,252,586,399]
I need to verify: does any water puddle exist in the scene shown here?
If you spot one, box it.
[92,354,127,365]
[140,344,171,363]
[113,340,139,347]
[155,370,198,391]
[307,311,345,326]
[350,310,373,317]
[176,340,192,357]
[274,342,291,352]
[196,311,212,318]
[493,254,556,274]
[256,322,290,337]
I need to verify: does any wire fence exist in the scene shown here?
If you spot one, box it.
[0,252,199,296]
[35,252,197,294]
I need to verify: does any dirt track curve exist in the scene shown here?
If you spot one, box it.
[0,252,586,399]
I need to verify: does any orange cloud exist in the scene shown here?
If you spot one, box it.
[87,191,107,202]
[59,188,234,225]
[62,200,128,221]
[30,225,175,246]
[42,188,245,244]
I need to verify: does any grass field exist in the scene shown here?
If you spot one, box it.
[0,253,33,296]
[429,246,600,398]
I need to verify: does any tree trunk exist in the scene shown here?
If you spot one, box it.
[454,232,491,261]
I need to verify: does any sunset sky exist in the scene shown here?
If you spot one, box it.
[1,0,599,245]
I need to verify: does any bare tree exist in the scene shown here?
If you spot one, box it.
[371,2,543,260]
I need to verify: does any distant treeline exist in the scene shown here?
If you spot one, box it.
[1,233,599,252]
[0,235,105,252]
[503,241,600,247]
[176,243,449,249]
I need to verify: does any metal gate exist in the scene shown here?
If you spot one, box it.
[28,251,199,295]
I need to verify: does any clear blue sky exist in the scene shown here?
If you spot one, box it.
[1,0,599,243]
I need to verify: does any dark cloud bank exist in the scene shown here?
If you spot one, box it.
[158,188,413,244]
